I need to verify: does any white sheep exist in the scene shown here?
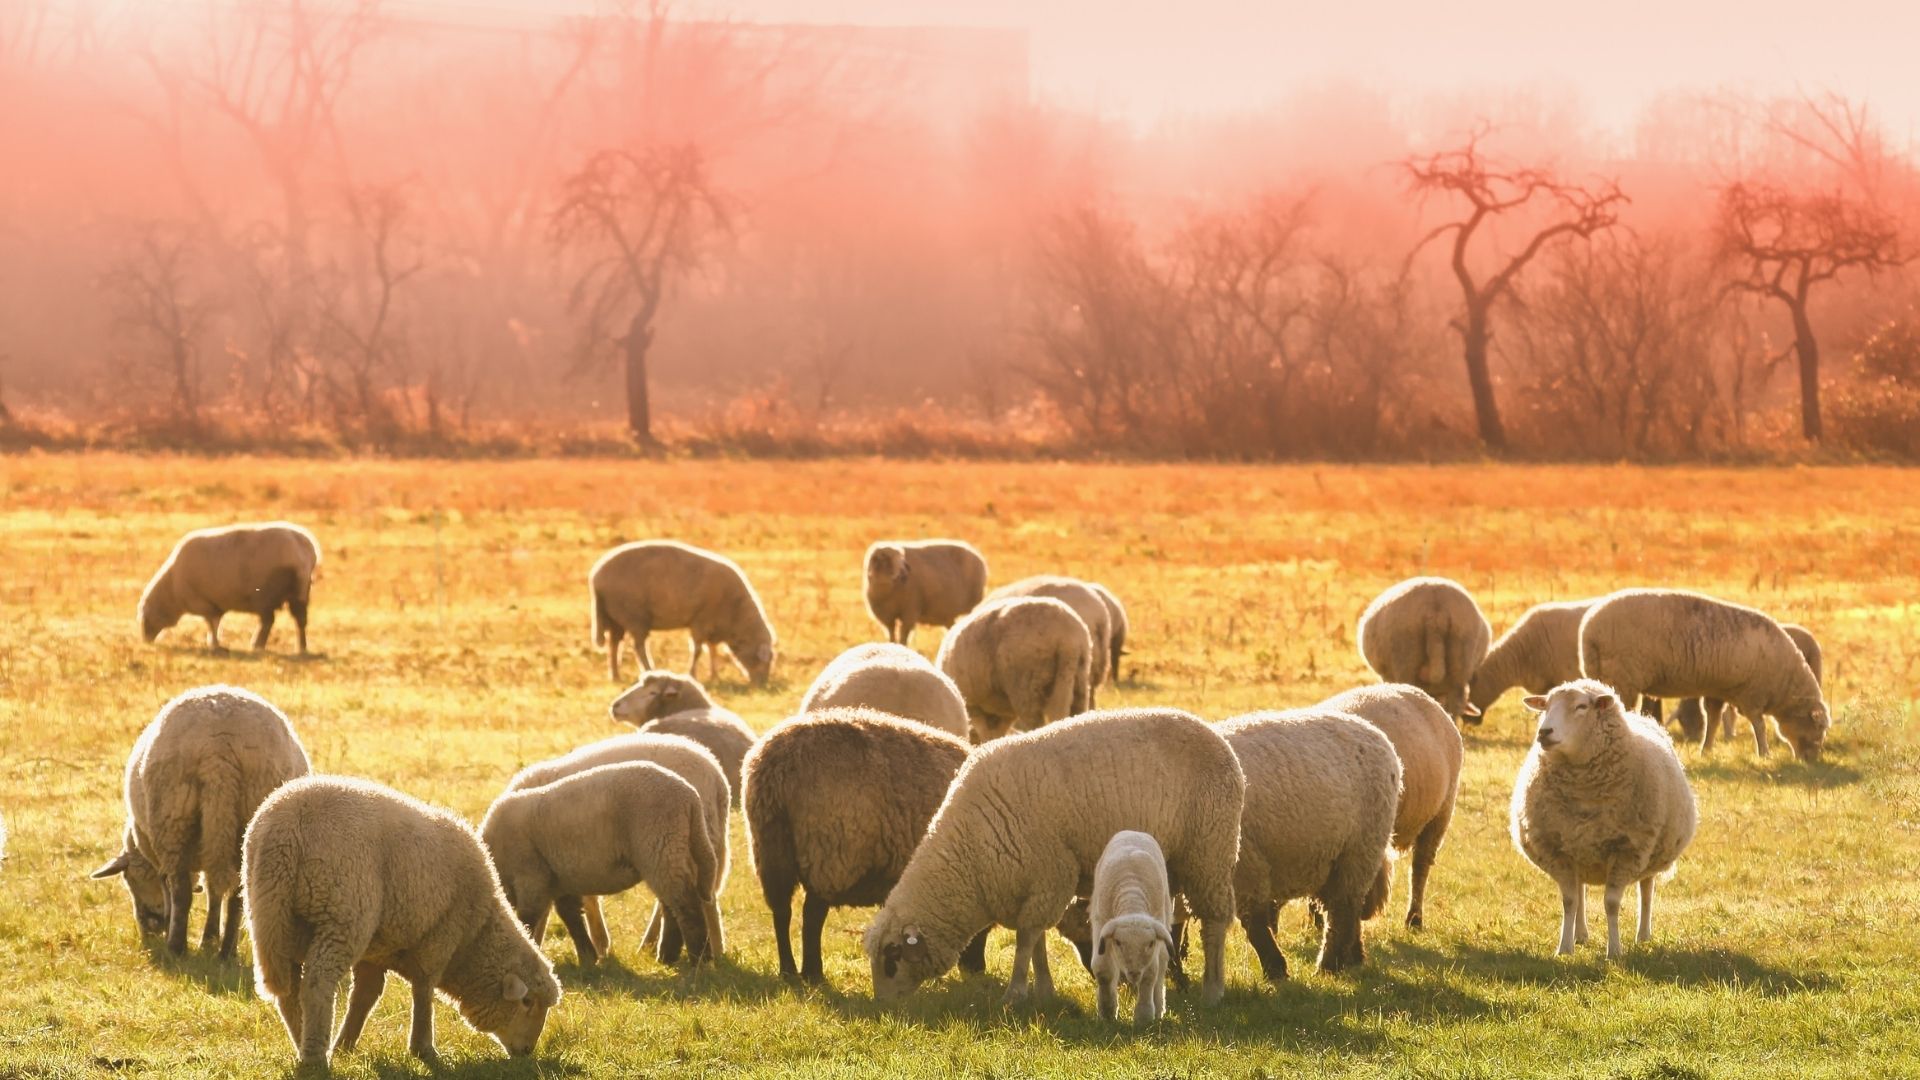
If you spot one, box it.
[1467,599,1595,720]
[864,539,989,645]
[800,643,970,738]
[936,596,1091,743]
[243,775,561,1067]
[139,522,320,653]
[590,540,777,685]
[985,575,1113,699]
[1580,589,1830,761]
[1090,582,1131,682]
[608,670,756,803]
[864,708,1244,1006]
[482,761,723,967]
[92,685,310,958]
[741,707,975,985]
[1682,622,1825,755]
[1088,830,1175,1024]
[1357,576,1492,721]
[1510,679,1698,958]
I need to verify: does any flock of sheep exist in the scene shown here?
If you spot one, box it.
[94,521,1835,1066]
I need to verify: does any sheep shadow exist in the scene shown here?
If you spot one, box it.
[552,952,796,1004]
[141,939,256,996]
[150,643,330,667]
[1389,938,1834,996]
[1685,757,1863,789]
[351,1052,589,1080]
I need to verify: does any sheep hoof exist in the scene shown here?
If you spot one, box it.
[1000,984,1031,1007]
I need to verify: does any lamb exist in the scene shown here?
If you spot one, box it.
[91,685,310,958]
[243,775,561,1067]
[1087,830,1175,1024]
[864,708,1244,1006]
[482,762,723,968]
[1510,679,1698,958]
[590,540,777,686]
[985,575,1113,698]
[935,596,1092,743]
[608,670,757,802]
[741,707,976,985]
[138,522,320,654]
[1357,576,1492,721]
[1677,622,1825,755]
[864,539,989,645]
[1319,683,1462,929]
[1466,599,1595,720]
[1580,589,1831,761]
[1215,707,1402,979]
[1090,582,1130,682]
[799,642,970,738]
[506,732,730,964]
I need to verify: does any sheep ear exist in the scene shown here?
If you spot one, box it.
[1460,702,1482,719]
[660,682,680,701]
[1522,695,1549,712]
[1154,923,1175,952]
[501,973,528,1002]
[1593,691,1615,710]
[91,851,131,879]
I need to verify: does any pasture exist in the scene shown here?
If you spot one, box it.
[1,454,1917,1079]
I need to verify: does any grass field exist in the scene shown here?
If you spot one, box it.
[2,454,1917,1079]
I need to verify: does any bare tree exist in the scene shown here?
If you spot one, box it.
[103,226,216,425]
[315,184,422,434]
[550,143,728,443]
[1405,130,1628,451]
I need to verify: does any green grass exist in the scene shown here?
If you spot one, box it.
[1,455,1917,1078]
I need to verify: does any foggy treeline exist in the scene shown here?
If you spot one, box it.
[2,0,1918,459]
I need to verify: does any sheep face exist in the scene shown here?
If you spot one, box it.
[458,971,559,1058]
[1776,700,1829,762]
[737,640,775,688]
[90,842,168,936]
[1093,914,1172,996]
[1524,681,1618,765]
[864,918,941,1001]
[865,546,909,593]
[137,595,176,643]
[609,672,694,724]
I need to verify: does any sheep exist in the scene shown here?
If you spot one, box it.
[1580,589,1831,761]
[1510,679,1698,958]
[985,575,1113,698]
[1090,582,1130,682]
[91,685,309,958]
[864,539,989,645]
[481,762,723,968]
[1319,683,1462,929]
[1215,707,1402,980]
[243,775,561,1067]
[1357,576,1492,721]
[935,596,1092,743]
[608,670,757,802]
[799,642,970,738]
[864,708,1244,1006]
[506,732,730,964]
[1466,599,1596,720]
[138,522,320,654]
[1087,830,1175,1024]
[590,540,776,686]
[1677,622,1825,755]
[741,707,976,985]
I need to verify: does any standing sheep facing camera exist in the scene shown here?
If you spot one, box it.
[243,776,561,1067]
[609,670,757,802]
[590,541,776,686]
[92,685,310,958]
[139,522,320,654]
[1511,679,1698,958]
[1580,589,1831,761]
[801,643,970,738]
[936,596,1092,743]
[986,576,1113,700]
[864,708,1244,1007]
[1678,622,1825,755]
[1466,599,1595,720]
[1358,576,1491,721]
[742,707,975,985]
[864,540,989,646]
[481,762,722,967]
[1318,684,1462,929]
[1088,830,1175,1025]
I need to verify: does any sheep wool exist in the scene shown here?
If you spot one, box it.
[864,539,989,645]
[800,643,970,738]
[936,596,1092,743]
[138,522,320,654]
[1357,576,1492,721]
[986,575,1114,696]
[1467,599,1595,719]
[590,540,777,686]
[1684,622,1825,756]
[1089,582,1131,683]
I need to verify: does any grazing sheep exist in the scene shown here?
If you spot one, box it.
[741,708,975,985]
[1319,683,1462,929]
[1680,622,1826,755]
[1215,707,1401,979]
[506,732,730,964]
[590,541,776,686]
[1090,582,1130,683]
[864,708,1244,1006]
[608,670,756,801]
[1358,576,1491,721]
[139,522,320,654]
[936,596,1092,743]
[800,643,970,738]
[1580,589,1831,761]
[243,775,561,1067]
[92,685,310,958]
[482,762,722,968]
[1088,830,1175,1024]
[1466,600,1595,720]
[1510,680,1698,958]
[864,540,989,645]
[986,576,1113,698]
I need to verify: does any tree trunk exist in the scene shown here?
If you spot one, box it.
[1461,305,1508,451]
[624,315,655,444]
[1789,301,1823,442]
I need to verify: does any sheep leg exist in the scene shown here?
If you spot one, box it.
[252,608,276,651]
[1556,877,1579,955]
[219,892,244,960]
[657,904,687,964]
[687,636,703,677]
[1166,917,1191,990]
[199,888,223,953]
[1642,696,1664,723]
[1603,882,1627,959]
[640,903,664,952]
[658,887,708,964]
[1031,932,1054,999]
[1749,711,1771,757]
[332,962,386,1054]
[405,974,439,1061]
[555,895,599,965]
[1409,816,1447,930]
[1573,883,1589,944]
[1317,897,1363,974]
[1700,710,1721,753]
[205,612,225,651]
[1638,877,1656,943]
[797,892,831,985]
[958,928,989,973]
[1198,915,1230,1004]
[1003,927,1041,1004]
[898,620,916,646]
[1096,972,1118,1021]
[584,895,612,956]
[165,869,195,956]
[606,624,626,681]
[1144,948,1167,1022]
[297,941,354,1066]
[290,596,309,656]
[765,875,800,980]
[271,966,303,1051]
[1240,906,1289,984]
